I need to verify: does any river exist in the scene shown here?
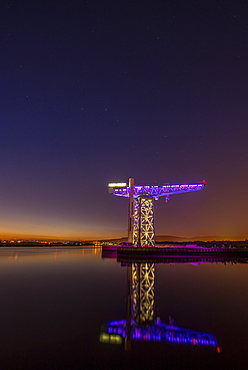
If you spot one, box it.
[0,247,247,369]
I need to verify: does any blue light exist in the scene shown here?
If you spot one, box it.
[110,182,206,199]
[103,319,217,347]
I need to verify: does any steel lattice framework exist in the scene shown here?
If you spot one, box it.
[109,182,206,199]
[108,179,206,247]
[132,263,155,324]
[133,197,155,247]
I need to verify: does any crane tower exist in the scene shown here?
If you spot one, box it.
[108,178,206,247]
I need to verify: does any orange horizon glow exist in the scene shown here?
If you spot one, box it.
[0,231,247,242]
[0,232,109,241]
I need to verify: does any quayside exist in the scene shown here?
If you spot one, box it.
[116,246,248,258]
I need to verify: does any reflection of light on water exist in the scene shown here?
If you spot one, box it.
[102,318,218,347]
[100,333,122,345]
[101,263,220,352]
[8,253,19,260]
[0,247,102,262]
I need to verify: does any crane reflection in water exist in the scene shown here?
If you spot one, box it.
[100,261,220,353]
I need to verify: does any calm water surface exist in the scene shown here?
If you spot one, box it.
[0,247,247,369]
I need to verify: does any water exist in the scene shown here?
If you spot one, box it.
[0,247,247,369]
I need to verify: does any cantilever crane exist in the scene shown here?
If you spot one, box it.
[108,178,206,247]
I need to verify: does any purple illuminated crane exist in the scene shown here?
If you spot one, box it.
[108,178,206,247]
[105,179,210,352]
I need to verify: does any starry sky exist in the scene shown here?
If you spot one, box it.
[0,0,247,240]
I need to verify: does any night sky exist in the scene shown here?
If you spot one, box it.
[1,0,247,240]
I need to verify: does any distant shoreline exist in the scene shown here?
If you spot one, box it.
[1,240,248,248]
[0,243,96,247]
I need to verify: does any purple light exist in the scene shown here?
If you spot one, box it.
[112,182,206,199]
[103,319,217,347]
